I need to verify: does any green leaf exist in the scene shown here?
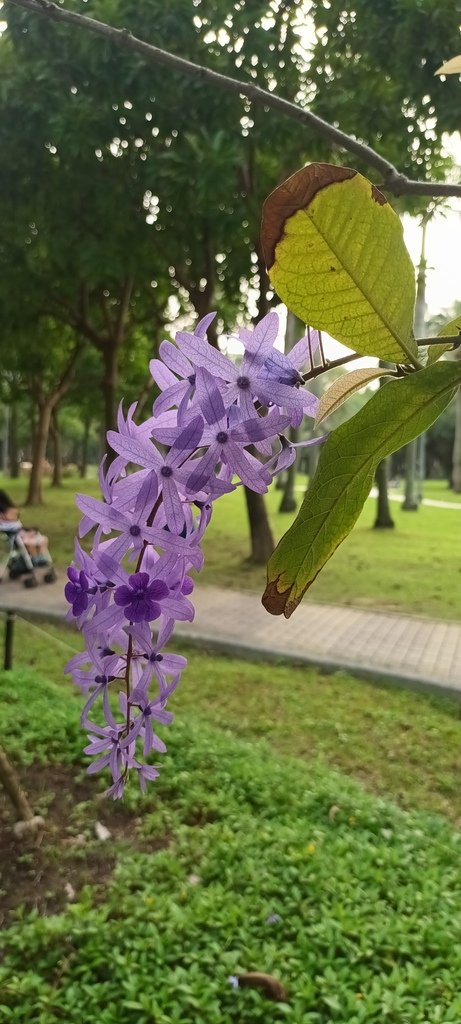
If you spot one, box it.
[426,315,461,365]
[261,163,418,364]
[263,360,461,618]
[314,367,392,426]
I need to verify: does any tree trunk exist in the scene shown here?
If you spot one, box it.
[304,375,323,496]
[50,408,63,487]
[452,385,461,492]
[307,440,321,484]
[416,432,426,503]
[102,343,120,458]
[26,401,52,505]
[8,401,20,478]
[374,457,395,528]
[80,415,91,479]
[401,216,429,511]
[279,312,302,513]
[243,486,275,564]
[279,452,298,512]
[402,439,419,510]
[373,363,395,525]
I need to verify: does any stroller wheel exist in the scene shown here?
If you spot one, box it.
[24,575,38,589]
[44,569,57,584]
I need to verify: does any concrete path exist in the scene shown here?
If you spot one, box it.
[369,488,461,511]
[296,484,461,511]
[1,574,461,698]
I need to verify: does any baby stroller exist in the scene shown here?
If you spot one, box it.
[0,526,57,589]
[0,488,57,588]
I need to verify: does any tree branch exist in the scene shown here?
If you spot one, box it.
[55,339,85,401]
[6,0,461,199]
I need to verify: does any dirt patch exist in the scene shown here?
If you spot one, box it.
[0,763,167,924]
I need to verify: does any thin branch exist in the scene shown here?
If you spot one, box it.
[301,335,461,382]
[302,352,363,381]
[55,339,85,401]
[5,0,461,199]
[418,335,461,347]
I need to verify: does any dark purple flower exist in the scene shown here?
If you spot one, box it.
[114,572,169,622]
[65,567,96,617]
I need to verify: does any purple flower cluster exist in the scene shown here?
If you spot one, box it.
[65,311,322,796]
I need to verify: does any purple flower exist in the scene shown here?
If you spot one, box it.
[176,311,318,424]
[228,976,240,989]
[84,720,127,782]
[114,572,170,622]
[262,329,320,385]
[131,620,187,692]
[184,368,289,494]
[65,567,96,617]
[120,686,174,755]
[150,313,217,421]
[107,417,205,534]
[67,307,320,796]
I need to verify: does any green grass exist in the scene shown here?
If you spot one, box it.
[3,665,461,1022]
[6,615,461,823]
[2,472,461,619]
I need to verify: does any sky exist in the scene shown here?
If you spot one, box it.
[403,201,461,321]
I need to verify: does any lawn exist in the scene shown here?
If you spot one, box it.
[1,471,461,620]
[6,615,461,823]
[2,659,461,1022]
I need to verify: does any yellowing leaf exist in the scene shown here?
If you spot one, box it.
[261,163,418,365]
[263,360,461,618]
[426,315,461,365]
[435,56,461,75]
[314,367,391,426]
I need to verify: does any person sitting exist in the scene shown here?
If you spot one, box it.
[0,489,49,557]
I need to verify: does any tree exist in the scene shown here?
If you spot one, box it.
[308,0,461,181]
[3,0,461,527]
[0,319,84,504]
[0,0,311,552]
[0,14,173,453]
[426,301,461,491]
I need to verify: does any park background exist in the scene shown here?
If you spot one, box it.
[2,1,461,1021]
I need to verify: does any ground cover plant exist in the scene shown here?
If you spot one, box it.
[2,665,461,1023]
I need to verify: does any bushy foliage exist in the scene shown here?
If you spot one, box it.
[2,669,461,1022]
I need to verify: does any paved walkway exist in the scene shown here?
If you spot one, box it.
[296,484,461,511]
[1,574,461,697]
[369,488,461,511]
